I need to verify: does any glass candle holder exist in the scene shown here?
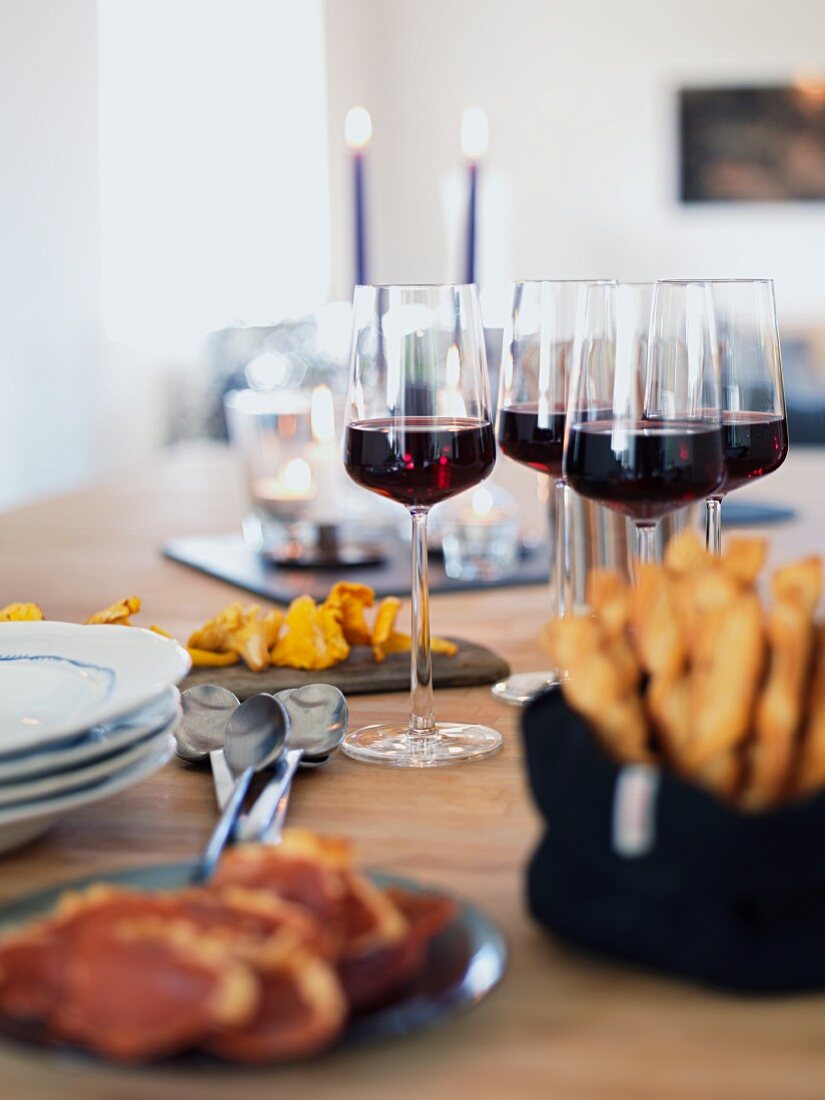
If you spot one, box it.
[441,483,520,582]
[225,387,398,564]
[224,387,335,555]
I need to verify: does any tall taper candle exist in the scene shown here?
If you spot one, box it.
[461,106,489,286]
[345,106,372,286]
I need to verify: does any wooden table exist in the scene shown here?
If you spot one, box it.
[1,445,824,1100]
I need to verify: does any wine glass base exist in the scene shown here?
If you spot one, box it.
[491,672,559,706]
[341,722,503,768]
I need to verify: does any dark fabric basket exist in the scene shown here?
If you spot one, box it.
[523,687,825,993]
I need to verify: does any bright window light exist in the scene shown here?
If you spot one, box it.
[98,0,331,352]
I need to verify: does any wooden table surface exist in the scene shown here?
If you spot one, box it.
[1,444,824,1100]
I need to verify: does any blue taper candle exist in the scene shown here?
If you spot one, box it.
[354,151,367,286]
[465,161,478,285]
[345,107,372,287]
[461,106,489,288]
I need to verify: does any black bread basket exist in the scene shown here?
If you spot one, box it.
[523,688,825,993]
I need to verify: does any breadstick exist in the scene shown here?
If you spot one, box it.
[549,617,649,763]
[662,530,712,576]
[587,569,631,639]
[743,598,815,810]
[772,557,822,615]
[720,537,767,587]
[795,626,825,796]
[630,565,685,679]
[687,592,764,766]
[649,673,742,802]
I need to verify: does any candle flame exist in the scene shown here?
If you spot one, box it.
[345,106,373,150]
[461,105,489,160]
[284,457,313,494]
[793,67,825,105]
[471,487,494,518]
[310,385,336,444]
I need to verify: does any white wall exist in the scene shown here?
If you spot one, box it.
[1,0,332,512]
[3,0,825,511]
[0,0,103,511]
[324,0,825,328]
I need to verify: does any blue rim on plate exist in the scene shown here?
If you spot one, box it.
[0,687,181,785]
[0,624,191,754]
[0,861,508,1068]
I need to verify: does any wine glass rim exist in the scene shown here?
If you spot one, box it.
[354,282,478,291]
[658,277,775,286]
[511,278,615,286]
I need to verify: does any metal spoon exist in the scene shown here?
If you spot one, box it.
[175,685,242,811]
[280,684,349,761]
[177,684,342,810]
[197,692,288,881]
[176,684,344,766]
[201,695,287,876]
[239,684,347,843]
[223,692,289,778]
[175,685,239,760]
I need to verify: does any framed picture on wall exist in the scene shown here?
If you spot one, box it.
[679,83,825,203]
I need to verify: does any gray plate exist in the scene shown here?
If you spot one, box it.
[0,862,507,1067]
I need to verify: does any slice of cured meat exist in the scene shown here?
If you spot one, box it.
[206,944,346,1063]
[212,845,346,933]
[53,918,257,1061]
[338,888,458,1013]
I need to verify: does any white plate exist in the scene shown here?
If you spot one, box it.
[0,722,176,809]
[0,687,180,785]
[0,624,190,755]
[0,735,173,856]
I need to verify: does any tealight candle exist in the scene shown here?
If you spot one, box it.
[253,457,314,519]
[225,384,393,565]
[441,482,520,581]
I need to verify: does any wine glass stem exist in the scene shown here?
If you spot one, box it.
[546,478,569,620]
[556,479,567,624]
[409,507,435,737]
[634,522,658,566]
[705,496,722,556]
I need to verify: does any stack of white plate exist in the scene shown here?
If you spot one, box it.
[0,622,191,854]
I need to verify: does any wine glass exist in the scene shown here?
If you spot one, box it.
[702,279,788,555]
[493,279,610,705]
[342,284,503,767]
[563,281,725,564]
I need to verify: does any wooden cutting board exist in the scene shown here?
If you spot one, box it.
[182,639,509,699]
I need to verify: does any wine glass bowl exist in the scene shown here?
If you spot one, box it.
[563,281,726,563]
[702,278,789,553]
[496,404,566,477]
[719,411,788,494]
[493,280,605,705]
[342,284,503,767]
[344,416,496,507]
[564,418,726,523]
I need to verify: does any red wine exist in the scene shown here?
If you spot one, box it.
[497,403,565,478]
[564,419,725,522]
[344,417,496,507]
[719,411,788,494]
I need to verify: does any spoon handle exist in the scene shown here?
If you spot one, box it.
[198,765,254,882]
[210,748,236,811]
[238,748,303,844]
[267,755,300,842]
